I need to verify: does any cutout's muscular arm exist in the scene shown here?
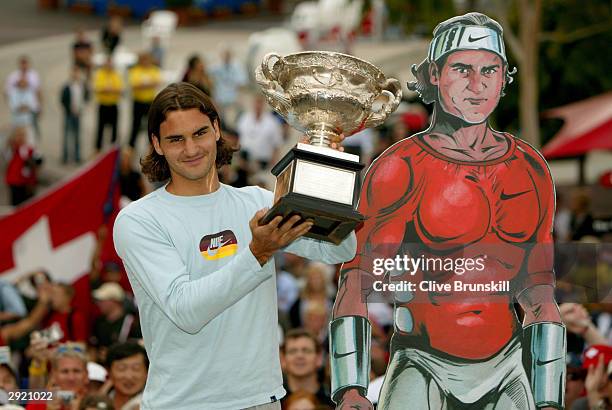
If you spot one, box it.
[333,147,415,319]
[330,145,416,408]
[515,145,561,325]
[515,144,565,410]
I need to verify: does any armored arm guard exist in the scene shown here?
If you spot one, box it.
[523,322,566,409]
[329,315,371,403]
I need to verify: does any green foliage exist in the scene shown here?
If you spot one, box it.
[494,0,612,144]
[386,0,457,33]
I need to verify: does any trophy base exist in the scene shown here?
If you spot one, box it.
[261,193,364,245]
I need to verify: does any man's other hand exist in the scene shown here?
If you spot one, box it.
[249,209,313,266]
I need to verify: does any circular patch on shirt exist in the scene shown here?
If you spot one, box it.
[199,230,237,260]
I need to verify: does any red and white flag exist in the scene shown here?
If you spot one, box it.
[0,148,120,284]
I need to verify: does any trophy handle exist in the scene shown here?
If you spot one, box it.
[255,53,291,117]
[364,78,402,129]
[261,52,284,81]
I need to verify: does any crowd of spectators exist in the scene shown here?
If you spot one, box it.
[1,200,609,409]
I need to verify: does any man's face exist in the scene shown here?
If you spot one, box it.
[53,357,88,392]
[50,285,71,310]
[110,354,148,398]
[0,366,17,391]
[19,58,29,72]
[153,108,220,185]
[431,50,505,124]
[140,54,152,67]
[96,299,121,316]
[564,369,585,406]
[71,67,81,82]
[283,337,321,378]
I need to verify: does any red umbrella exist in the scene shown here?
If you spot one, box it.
[542,92,612,159]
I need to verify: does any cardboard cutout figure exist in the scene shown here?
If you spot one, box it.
[329,12,566,410]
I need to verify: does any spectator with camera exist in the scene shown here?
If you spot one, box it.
[26,342,89,410]
[41,284,88,344]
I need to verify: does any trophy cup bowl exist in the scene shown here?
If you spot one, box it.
[255,51,402,244]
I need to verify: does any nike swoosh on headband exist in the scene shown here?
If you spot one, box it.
[468,34,490,42]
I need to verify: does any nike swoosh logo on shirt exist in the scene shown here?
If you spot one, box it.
[500,189,531,200]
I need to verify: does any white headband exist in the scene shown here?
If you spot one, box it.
[428,25,506,63]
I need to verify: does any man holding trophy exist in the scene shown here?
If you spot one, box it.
[112,80,363,409]
[328,12,565,410]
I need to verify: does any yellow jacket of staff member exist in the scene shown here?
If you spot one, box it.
[129,65,162,103]
[93,68,123,106]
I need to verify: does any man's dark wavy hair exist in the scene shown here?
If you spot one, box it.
[141,82,236,182]
[407,12,516,104]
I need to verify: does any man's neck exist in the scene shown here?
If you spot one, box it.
[113,391,132,410]
[166,172,221,196]
[287,373,319,394]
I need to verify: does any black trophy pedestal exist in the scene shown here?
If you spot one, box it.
[260,143,365,245]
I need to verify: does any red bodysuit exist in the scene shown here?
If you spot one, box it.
[342,133,555,359]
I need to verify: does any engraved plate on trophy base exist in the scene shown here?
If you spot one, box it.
[261,144,365,244]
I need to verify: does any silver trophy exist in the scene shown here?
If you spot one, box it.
[255,51,402,244]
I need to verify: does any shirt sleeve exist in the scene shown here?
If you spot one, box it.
[30,71,41,90]
[285,233,357,264]
[257,187,357,264]
[0,282,27,317]
[113,212,271,334]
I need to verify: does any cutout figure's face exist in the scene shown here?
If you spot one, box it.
[431,50,505,124]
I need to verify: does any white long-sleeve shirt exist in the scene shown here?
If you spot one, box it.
[113,183,356,410]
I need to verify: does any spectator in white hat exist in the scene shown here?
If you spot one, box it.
[92,283,141,354]
[87,361,108,393]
